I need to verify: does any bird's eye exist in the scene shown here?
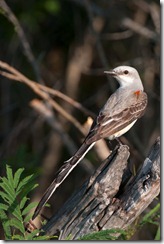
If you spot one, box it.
[124,70,129,74]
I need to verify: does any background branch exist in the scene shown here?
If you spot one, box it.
[0,60,88,135]
[0,0,41,81]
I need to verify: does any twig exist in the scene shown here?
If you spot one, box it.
[149,2,160,34]
[39,86,95,118]
[101,30,133,40]
[122,18,157,41]
[0,60,88,135]
[134,0,160,34]
[0,0,41,81]
[30,99,95,174]
[0,60,94,117]
[84,0,117,92]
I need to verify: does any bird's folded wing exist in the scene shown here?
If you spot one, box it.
[86,92,148,143]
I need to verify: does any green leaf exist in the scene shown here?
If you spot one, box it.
[154,226,160,240]
[0,209,12,240]
[0,203,8,211]
[79,229,126,241]
[25,229,40,240]
[32,235,53,240]
[23,213,32,223]
[16,174,36,194]
[9,218,25,234]
[0,190,11,204]
[11,207,23,222]
[12,234,25,240]
[6,202,23,222]
[20,196,28,210]
[0,178,16,199]
[140,203,160,226]
[22,202,38,216]
[25,229,56,240]
[0,165,43,240]
[19,183,38,200]
[6,165,14,187]
[13,168,25,189]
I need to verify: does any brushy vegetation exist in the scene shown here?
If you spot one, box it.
[0,165,55,240]
[0,165,160,240]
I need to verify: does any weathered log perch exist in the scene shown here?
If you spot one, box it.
[43,137,160,240]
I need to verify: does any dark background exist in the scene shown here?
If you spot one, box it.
[0,0,160,240]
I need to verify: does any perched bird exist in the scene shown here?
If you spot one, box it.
[32,66,148,220]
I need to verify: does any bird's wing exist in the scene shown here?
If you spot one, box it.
[86,92,148,143]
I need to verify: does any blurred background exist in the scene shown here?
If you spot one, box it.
[0,0,160,240]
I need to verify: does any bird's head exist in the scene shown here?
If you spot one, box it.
[104,66,143,90]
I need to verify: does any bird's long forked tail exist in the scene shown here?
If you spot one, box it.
[32,141,95,220]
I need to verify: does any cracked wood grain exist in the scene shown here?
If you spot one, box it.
[43,137,160,240]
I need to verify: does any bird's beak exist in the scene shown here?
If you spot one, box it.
[104,70,117,76]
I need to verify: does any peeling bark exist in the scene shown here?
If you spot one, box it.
[43,137,160,240]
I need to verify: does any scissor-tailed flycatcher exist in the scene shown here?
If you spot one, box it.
[32,66,148,220]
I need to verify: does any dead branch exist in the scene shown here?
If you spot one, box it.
[122,18,157,41]
[101,30,133,41]
[83,0,117,92]
[0,60,91,135]
[42,137,160,240]
[134,0,160,33]
[0,0,41,81]
[0,60,111,163]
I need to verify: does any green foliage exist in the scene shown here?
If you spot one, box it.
[0,165,52,240]
[79,229,127,241]
[44,0,60,14]
[154,226,160,241]
[125,202,160,240]
[0,164,160,241]
[139,203,160,240]
[139,203,160,227]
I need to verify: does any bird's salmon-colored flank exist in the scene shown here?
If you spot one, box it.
[134,90,141,97]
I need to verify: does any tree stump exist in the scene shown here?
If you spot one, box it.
[43,137,160,240]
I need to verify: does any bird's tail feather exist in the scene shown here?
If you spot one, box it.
[32,141,95,220]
